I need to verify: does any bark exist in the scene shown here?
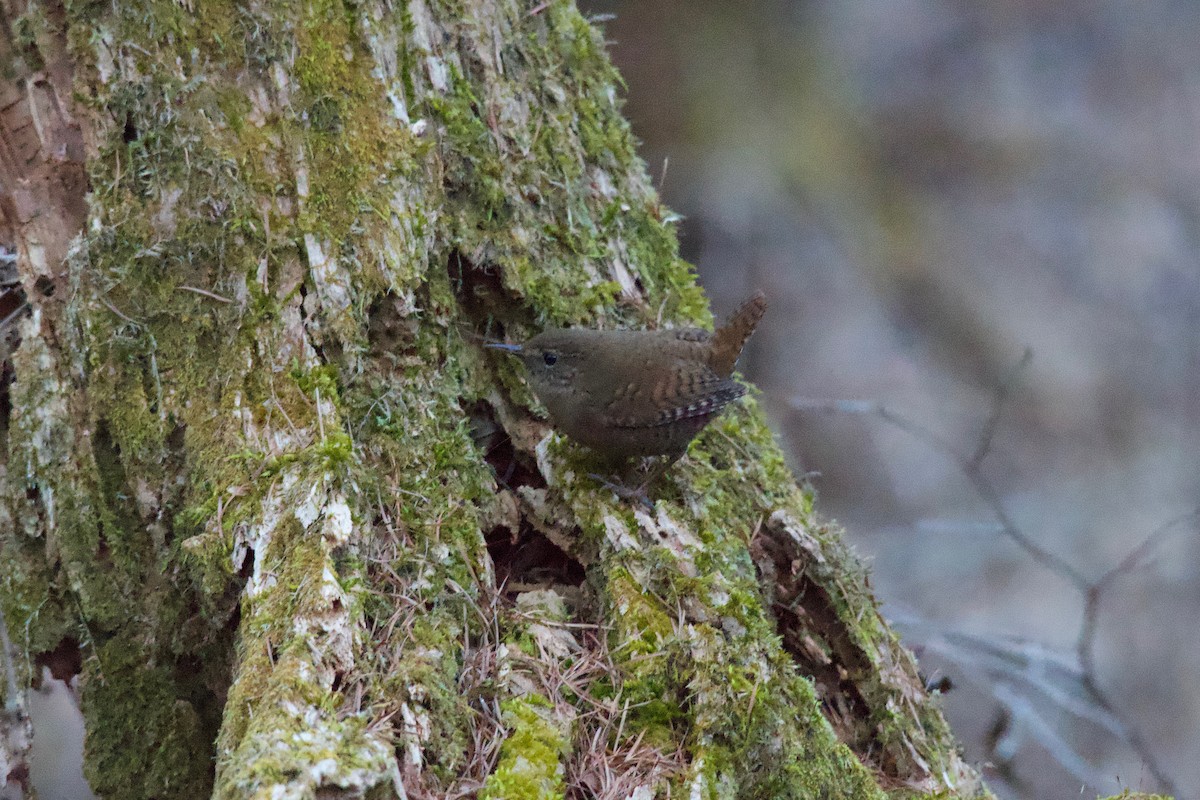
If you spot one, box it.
[0,0,991,798]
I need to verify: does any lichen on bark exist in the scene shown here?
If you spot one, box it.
[0,0,995,798]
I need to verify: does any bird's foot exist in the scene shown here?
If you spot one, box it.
[587,473,655,510]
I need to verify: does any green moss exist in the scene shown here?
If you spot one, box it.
[481,697,567,800]
[82,635,212,799]
[0,551,73,678]
[427,69,509,217]
[289,360,342,400]
[292,0,413,242]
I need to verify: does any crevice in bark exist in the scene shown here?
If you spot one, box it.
[95,529,112,566]
[448,249,528,339]
[159,425,189,542]
[752,523,897,775]
[173,645,229,732]
[366,290,419,361]
[0,356,13,442]
[121,114,139,145]
[1,244,26,439]
[486,520,585,593]
[468,400,543,492]
[33,636,82,686]
[469,394,586,594]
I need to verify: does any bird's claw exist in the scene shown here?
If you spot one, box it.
[587,473,655,510]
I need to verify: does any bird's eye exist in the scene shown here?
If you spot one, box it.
[542,351,558,366]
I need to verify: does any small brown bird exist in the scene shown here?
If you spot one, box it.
[489,292,767,503]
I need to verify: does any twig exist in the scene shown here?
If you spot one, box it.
[99,297,140,326]
[178,284,233,303]
[968,346,1032,471]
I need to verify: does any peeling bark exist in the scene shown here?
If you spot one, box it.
[0,1,992,798]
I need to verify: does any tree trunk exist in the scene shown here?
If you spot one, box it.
[0,0,990,797]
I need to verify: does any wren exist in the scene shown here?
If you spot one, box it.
[489,291,767,503]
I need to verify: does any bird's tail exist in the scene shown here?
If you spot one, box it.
[709,290,767,376]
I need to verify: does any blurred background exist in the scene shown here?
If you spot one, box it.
[580,1,1200,798]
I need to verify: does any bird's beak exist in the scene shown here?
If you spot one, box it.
[484,341,523,353]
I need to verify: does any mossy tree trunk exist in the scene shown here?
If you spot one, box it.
[0,0,990,798]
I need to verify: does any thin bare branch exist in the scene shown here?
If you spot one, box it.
[968,347,1032,472]
[178,284,234,303]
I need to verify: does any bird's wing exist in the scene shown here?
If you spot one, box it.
[602,361,745,428]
